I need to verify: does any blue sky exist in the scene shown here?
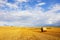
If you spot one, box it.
[0,0,60,26]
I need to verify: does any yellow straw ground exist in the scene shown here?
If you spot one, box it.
[0,26,60,40]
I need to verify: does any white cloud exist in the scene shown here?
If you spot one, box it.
[0,0,18,9]
[0,0,7,7]
[36,2,46,6]
[47,14,60,24]
[0,0,60,26]
[45,4,60,25]
[52,4,60,10]
[6,3,18,8]
[48,4,60,13]
[0,21,8,26]
[0,0,7,3]
[10,10,32,17]
[16,0,28,2]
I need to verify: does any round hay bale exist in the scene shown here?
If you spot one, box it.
[41,27,47,32]
[43,27,47,32]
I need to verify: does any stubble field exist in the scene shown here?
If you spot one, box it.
[0,26,60,40]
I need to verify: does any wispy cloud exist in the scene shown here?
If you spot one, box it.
[16,0,28,2]
[37,2,46,6]
[45,4,60,25]
[0,0,60,26]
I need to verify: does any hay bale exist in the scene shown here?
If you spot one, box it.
[41,27,47,32]
[43,27,47,32]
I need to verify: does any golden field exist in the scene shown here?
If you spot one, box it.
[0,26,60,40]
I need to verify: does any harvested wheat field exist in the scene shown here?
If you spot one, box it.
[0,26,60,40]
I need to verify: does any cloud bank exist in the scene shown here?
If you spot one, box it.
[0,0,60,26]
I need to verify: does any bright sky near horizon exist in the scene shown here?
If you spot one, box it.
[0,0,60,26]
